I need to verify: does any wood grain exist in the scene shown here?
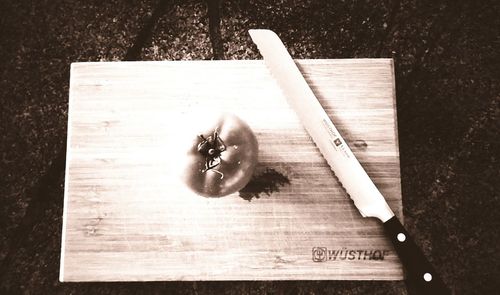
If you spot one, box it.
[60,59,403,281]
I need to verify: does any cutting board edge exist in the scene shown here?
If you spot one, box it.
[68,58,395,68]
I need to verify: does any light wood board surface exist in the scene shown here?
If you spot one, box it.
[60,59,403,281]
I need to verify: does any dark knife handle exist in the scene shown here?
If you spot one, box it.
[384,216,450,295]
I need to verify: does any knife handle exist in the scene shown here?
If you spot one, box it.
[384,216,450,295]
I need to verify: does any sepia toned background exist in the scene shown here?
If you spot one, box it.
[0,0,498,294]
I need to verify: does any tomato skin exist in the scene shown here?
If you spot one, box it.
[182,114,258,197]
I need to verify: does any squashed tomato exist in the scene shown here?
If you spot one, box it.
[182,114,258,197]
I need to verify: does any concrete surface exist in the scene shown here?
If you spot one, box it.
[0,0,498,294]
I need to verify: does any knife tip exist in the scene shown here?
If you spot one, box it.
[248,29,277,40]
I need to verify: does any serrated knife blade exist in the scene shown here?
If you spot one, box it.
[249,29,449,294]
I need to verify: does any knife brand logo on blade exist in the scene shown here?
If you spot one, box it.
[321,118,346,150]
[321,117,350,156]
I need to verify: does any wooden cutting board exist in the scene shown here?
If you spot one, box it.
[60,59,403,281]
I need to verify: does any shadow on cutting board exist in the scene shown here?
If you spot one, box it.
[239,167,290,202]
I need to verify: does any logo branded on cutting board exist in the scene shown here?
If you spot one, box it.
[312,247,390,262]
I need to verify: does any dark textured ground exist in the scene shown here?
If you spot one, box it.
[0,0,498,294]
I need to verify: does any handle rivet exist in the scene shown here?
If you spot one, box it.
[423,273,433,282]
[397,233,406,242]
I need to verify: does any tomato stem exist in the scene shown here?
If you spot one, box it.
[197,127,226,179]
